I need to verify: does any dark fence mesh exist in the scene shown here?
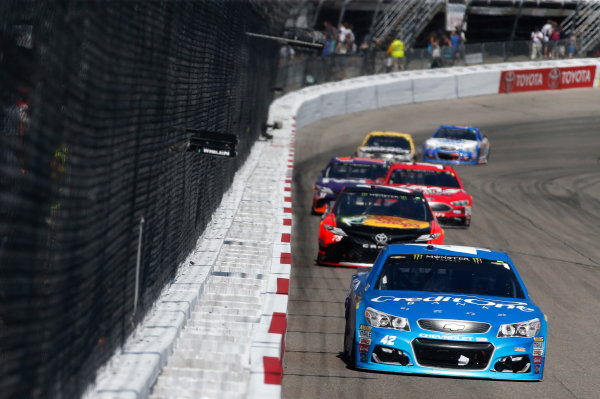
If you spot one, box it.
[0,1,284,398]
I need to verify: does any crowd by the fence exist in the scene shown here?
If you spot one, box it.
[277,21,597,92]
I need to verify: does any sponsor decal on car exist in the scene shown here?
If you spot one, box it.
[533,342,544,349]
[341,215,430,229]
[533,356,542,364]
[371,295,535,312]
[359,344,370,353]
[359,330,371,338]
[535,365,541,374]
[398,185,462,196]
[418,333,488,342]
[514,347,526,352]
[359,325,372,331]
[534,337,544,342]
[533,349,543,356]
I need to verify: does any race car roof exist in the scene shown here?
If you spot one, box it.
[388,162,455,173]
[381,244,510,262]
[343,184,416,195]
[332,156,388,165]
[361,131,414,145]
[438,125,479,131]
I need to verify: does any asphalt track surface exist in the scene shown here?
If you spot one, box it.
[283,89,600,399]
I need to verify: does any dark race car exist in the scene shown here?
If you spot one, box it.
[344,244,548,380]
[312,157,390,215]
[384,162,472,227]
[422,125,490,165]
[317,185,444,267]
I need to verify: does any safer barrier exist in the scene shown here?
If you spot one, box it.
[277,59,600,129]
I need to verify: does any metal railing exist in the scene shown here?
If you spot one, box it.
[276,39,592,92]
[561,0,600,54]
[372,0,444,47]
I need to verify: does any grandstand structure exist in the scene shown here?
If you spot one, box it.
[286,0,600,52]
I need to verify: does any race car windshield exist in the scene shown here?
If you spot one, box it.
[333,191,433,221]
[434,128,477,141]
[324,163,388,180]
[374,255,525,299]
[387,169,461,188]
[364,136,411,149]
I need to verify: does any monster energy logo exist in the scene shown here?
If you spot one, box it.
[414,254,423,260]
[473,258,482,264]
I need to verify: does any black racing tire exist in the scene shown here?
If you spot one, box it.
[343,323,356,369]
[316,251,325,265]
[463,217,471,229]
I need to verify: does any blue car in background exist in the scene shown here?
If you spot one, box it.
[422,125,490,165]
[344,244,547,380]
[312,157,390,214]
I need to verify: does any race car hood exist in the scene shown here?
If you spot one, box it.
[338,215,430,230]
[358,146,410,155]
[425,138,477,151]
[393,184,469,202]
[363,291,541,324]
[316,177,371,193]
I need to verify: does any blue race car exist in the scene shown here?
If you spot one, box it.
[312,157,390,214]
[422,125,490,165]
[344,244,547,380]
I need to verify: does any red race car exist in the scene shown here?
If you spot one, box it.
[384,163,472,227]
[317,184,444,267]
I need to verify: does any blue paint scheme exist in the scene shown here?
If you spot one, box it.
[422,125,489,165]
[345,244,547,380]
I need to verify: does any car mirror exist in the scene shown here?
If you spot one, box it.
[321,202,334,220]
[375,177,384,184]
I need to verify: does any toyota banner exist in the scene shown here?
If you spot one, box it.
[499,65,597,93]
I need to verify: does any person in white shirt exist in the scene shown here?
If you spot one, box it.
[531,28,544,60]
[541,20,554,58]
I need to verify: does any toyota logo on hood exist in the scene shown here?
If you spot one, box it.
[374,233,389,245]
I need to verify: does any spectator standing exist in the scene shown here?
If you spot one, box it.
[449,30,462,65]
[530,27,544,60]
[568,33,578,58]
[429,36,442,68]
[541,19,554,58]
[550,25,560,58]
[279,44,295,66]
[322,21,337,56]
[386,36,405,71]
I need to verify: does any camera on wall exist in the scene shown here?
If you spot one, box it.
[169,127,238,158]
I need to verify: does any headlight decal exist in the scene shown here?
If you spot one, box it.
[497,318,541,338]
[324,224,347,237]
[365,307,410,331]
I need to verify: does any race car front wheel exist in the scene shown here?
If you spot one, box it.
[343,321,356,369]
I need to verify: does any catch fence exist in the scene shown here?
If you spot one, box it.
[277,39,593,91]
[0,1,282,398]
